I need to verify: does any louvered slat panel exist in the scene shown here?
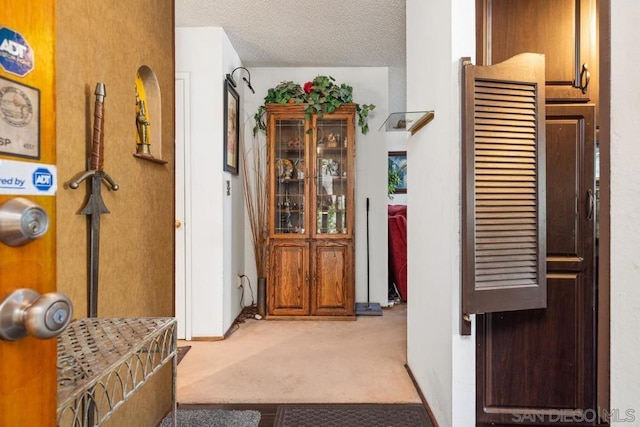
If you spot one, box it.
[474,78,538,291]
[475,111,536,121]
[476,105,535,115]
[477,224,536,231]
[476,151,536,158]
[477,188,536,194]
[461,54,546,325]
[475,248,536,256]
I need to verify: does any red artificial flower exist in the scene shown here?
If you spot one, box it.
[303,82,313,94]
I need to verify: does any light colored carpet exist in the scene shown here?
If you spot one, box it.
[176,304,420,404]
[159,409,260,426]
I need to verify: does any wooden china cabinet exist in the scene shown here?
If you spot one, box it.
[266,103,356,319]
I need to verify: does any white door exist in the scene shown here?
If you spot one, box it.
[175,73,191,339]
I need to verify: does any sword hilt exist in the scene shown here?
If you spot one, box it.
[68,169,119,191]
[90,83,106,171]
[100,172,119,191]
[68,170,94,189]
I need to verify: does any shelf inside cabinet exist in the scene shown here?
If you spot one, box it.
[277,178,304,184]
[277,148,304,154]
[276,209,304,214]
[274,228,306,234]
[316,146,347,154]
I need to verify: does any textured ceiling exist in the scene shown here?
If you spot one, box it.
[174,0,406,69]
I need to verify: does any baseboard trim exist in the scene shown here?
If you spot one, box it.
[190,306,256,341]
[190,336,224,341]
[405,364,439,427]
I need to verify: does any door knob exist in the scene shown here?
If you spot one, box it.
[0,288,73,341]
[579,63,590,94]
[175,220,182,229]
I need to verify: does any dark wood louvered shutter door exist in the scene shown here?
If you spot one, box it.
[462,53,546,316]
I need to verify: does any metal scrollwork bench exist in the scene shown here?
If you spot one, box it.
[56,318,177,426]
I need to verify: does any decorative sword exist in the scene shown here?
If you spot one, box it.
[69,82,119,318]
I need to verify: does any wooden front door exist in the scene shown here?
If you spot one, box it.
[477,104,596,424]
[0,2,58,425]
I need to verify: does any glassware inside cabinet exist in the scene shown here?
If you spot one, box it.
[315,118,349,234]
[273,118,306,234]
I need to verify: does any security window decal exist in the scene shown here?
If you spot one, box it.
[0,76,40,159]
[0,27,34,77]
[0,159,56,196]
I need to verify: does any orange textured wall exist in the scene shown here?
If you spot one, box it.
[55,2,175,424]
[56,0,175,319]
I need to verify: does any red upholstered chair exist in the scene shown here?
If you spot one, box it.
[388,205,407,301]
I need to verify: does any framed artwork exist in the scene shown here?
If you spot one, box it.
[0,76,40,159]
[388,151,407,194]
[224,79,240,174]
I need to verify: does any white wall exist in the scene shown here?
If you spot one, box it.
[221,33,246,333]
[405,0,475,426]
[175,27,245,338]
[610,2,640,423]
[243,68,390,308]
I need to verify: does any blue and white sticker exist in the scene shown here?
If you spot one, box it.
[0,159,56,195]
[0,27,34,77]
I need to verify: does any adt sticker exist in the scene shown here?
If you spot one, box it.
[33,167,53,191]
[0,160,56,195]
[0,27,34,77]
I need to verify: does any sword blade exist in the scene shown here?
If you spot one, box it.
[80,174,110,317]
[87,212,101,317]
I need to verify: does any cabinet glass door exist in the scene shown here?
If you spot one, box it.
[315,118,349,235]
[273,118,306,235]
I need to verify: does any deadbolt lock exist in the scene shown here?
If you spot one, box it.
[0,197,50,246]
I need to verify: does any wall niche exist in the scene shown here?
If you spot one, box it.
[134,65,167,164]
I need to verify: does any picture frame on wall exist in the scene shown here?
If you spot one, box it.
[224,79,240,174]
[388,151,407,194]
[0,76,41,159]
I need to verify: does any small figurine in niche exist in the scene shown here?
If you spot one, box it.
[320,158,338,196]
[276,158,294,179]
[283,193,293,230]
[321,158,340,176]
[326,133,339,148]
[136,92,152,155]
[295,159,306,179]
[288,136,301,149]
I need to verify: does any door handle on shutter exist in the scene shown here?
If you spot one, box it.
[587,189,594,220]
[580,63,590,94]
